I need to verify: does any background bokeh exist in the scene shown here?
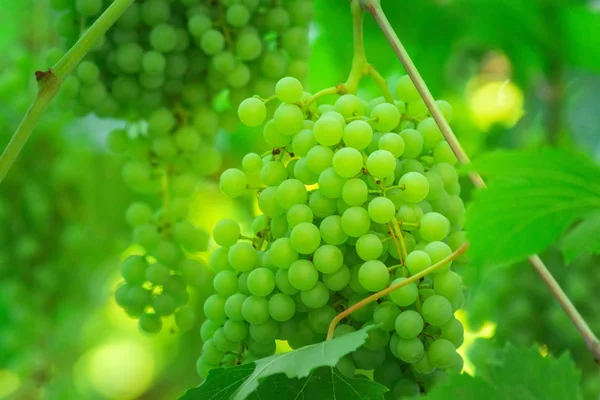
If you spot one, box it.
[1,0,599,398]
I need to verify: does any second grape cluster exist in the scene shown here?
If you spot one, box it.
[201,75,468,399]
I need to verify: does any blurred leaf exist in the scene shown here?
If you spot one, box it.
[423,344,582,400]
[465,149,600,266]
[181,326,377,400]
[561,6,600,73]
[561,214,600,264]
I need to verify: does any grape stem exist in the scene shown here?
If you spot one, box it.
[361,0,600,364]
[326,243,469,340]
[391,218,408,261]
[0,0,135,185]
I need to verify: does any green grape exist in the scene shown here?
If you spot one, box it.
[139,313,162,334]
[319,215,348,245]
[309,190,337,218]
[269,238,298,269]
[293,157,318,184]
[121,255,148,284]
[275,76,303,104]
[332,147,363,178]
[268,293,296,321]
[175,306,196,331]
[343,120,373,150]
[291,129,317,156]
[440,317,464,347]
[395,75,420,102]
[395,337,424,364]
[202,340,225,364]
[261,161,288,186]
[200,320,221,342]
[306,145,334,175]
[228,242,259,272]
[358,260,389,292]
[264,119,292,147]
[433,271,462,299]
[395,204,423,231]
[342,178,368,206]
[434,141,458,165]
[373,301,400,332]
[334,94,366,118]
[300,281,329,309]
[378,132,405,158]
[399,128,424,158]
[398,172,429,203]
[76,60,100,84]
[290,222,321,254]
[370,103,400,132]
[204,294,227,323]
[418,118,444,150]
[424,241,453,272]
[421,295,453,326]
[235,28,263,61]
[428,339,457,368]
[242,295,270,325]
[287,204,313,228]
[249,319,279,344]
[146,262,169,285]
[366,150,395,178]
[313,245,343,274]
[200,29,225,55]
[274,269,300,296]
[351,347,385,370]
[225,293,247,321]
[276,179,307,209]
[355,233,383,261]
[303,306,334,335]
[213,270,238,297]
[241,153,263,173]
[288,259,318,290]
[246,268,276,297]
[363,324,390,351]
[341,206,370,237]
[226,3,250,27]
[273,103,304,135]
[309,115,344,146]
[419,212,450,242]
[373,360,403,389]
[388,277,418,306]
[220,168,248,198]
[367,197,395,224]
[259,186,285,218]
[224,320,248,342]
[334,324,357,338]
[213,219,241,247]
[393,379,421,398]
[406,250,432,275]
[318,167,346,199]
[322,265,351,291]
[238,97,267,127]
[124,202,153,227]
[395,310,424,339]
[153,294,177,316]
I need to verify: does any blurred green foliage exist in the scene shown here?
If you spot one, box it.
[1,0,600,399]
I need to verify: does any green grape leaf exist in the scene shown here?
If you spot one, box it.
[181,366,387,400]
[423,344,582,400]
[180,326,381,400]
[561,214,600,264]
[465,149,600,266]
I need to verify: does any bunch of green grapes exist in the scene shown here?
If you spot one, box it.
[467,252,600,399]
[49,0,313,120]
[196,75,468,398]
[47,0,313,333]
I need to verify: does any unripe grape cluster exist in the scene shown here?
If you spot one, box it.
[199,74,469,397]
[49,0,313,120]
[48,0,313,334]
